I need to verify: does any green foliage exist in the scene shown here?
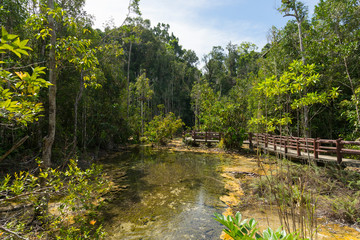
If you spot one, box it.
[0,28,51,127]
[0,159,109,239]
[223,127,246,149]
[144,112,184,145]
[190,78,224,131]
[190,78,247,149]
[249,60,338,135]
[133,72,153,100]
[214,212,301,240]
[331,193,360,224]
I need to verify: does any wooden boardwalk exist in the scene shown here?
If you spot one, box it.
[244,133,360,167]
[183,131,222,143]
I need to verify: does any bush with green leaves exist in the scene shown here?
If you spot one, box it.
[0,27,51,127]
[214,212,302,240]
[0,159,109,239]
[223,127,246,150]
[144,112,184,145]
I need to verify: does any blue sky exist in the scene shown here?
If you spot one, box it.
[84,0,319,61]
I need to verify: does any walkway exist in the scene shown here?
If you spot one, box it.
[244,133,360,167]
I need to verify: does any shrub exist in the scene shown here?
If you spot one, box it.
[0,159,109,239]
[331,193,360,224]
[144,112,184,145]
[223,127,246,149]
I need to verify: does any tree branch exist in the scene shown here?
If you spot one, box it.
[0,225,29,240]
[3,61,47,71]
[0,187,56,203]
[0,203,33,212]
[0,136,29,162]
[283,13,296,18]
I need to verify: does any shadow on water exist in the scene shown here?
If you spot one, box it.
[100,146,230,240]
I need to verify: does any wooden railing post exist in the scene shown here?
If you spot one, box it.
[205,131,208,143]
[192,131,196,143]
[313,138,319,159]
[285,136,288,154]
[336,138,343,164]
[249,133,253,150]
[273,135,276,151]
[297,138,301,156]
[265,134,268,148]
[279,135,282,150]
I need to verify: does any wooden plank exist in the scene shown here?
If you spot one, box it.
[342,149,360,155]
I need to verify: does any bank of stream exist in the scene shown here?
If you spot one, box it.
[100,140,360,239]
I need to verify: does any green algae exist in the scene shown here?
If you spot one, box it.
[101,146,230,239]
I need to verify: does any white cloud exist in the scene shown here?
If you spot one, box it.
[138,0,265,60]
[84,0,319,65]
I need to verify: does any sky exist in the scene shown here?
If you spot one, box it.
[84,0,319,61]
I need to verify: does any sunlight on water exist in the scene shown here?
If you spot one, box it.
[101,146,360,240]
[101,147,230,239]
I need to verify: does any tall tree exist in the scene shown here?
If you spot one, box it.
[42,0,56,168]
[312,0,360,133]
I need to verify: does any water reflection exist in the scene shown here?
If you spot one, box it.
[101,146,229,239]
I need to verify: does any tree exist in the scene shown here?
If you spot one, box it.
[133,72,153,136]
[203,46,226,97]
[279,0,308,64]
[41,0,57,169]
[0,27,50,161]
[250,60,338,137]
[311,0,360,134]
[279,0,311,136]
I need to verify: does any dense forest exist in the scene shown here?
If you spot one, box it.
[1,0,360,238]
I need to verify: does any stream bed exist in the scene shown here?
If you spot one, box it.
[100,145,360,240]
[101,146,234,239]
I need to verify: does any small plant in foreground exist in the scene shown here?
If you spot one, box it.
[0,159,109,239]
[214,212,302,240]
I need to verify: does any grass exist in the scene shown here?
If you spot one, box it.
[237,154,360,239]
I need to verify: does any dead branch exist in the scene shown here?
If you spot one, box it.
[0,136,29,162]
[0,225,29,240]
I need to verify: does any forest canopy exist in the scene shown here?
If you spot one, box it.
[1,0,360,238]
[1,0,360,163]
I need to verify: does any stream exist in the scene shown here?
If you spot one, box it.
[101,146,233,239]
[100,145,360,240]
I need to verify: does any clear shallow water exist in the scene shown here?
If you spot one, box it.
[101,146,231,240]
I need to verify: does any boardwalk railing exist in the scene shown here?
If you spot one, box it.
[248,133,360,164]
[183,131,222,143]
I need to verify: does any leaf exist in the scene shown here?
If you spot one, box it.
[16,49,29,56]
[0,44,14,51]
[12,49,22,58]
[1,26,8,37]
[4,99,11,107]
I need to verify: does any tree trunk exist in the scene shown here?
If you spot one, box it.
[69,71,84,158]
[141,100,144,136]
[42,0,56,168]
[285,4,309,137]
[294,9,309,137]
[297,21,305,64]
[35,0,56,225]
[82,95,87,152]
[127,41,132,118]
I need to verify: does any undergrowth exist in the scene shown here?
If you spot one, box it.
[243,156,360,239]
